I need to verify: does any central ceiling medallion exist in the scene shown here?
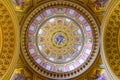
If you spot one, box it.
[37,17,84,64]
[53,31,67,48]
[21,1,99,79]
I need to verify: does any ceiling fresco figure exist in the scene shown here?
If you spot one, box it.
[93,0,109,9]
[88,0,109,12]
[13,0,27,10]
[94,70,107,80]
[12,69,25,80]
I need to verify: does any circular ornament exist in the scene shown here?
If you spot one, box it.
[21,1,99,79]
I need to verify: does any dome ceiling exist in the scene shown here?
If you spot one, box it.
[2,0,120,80]
[101,1,120,79]
[36,14,84,65]
[0,0,19,80]
[21,1,99,79]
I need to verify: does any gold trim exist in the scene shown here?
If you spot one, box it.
[119,29,120,55]
[0,24,2,54]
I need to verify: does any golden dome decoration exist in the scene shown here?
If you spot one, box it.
[21,1,99,79]
[0,0,19,80]
[101,1,120,79]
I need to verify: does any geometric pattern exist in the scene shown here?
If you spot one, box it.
[28,8,93,73]
[21,1,99,79]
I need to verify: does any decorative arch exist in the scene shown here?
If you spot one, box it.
[101,0,120,80]
[0,0,19,80]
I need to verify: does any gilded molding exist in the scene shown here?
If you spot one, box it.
[118,28,120,52]
[0,25,2,54]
